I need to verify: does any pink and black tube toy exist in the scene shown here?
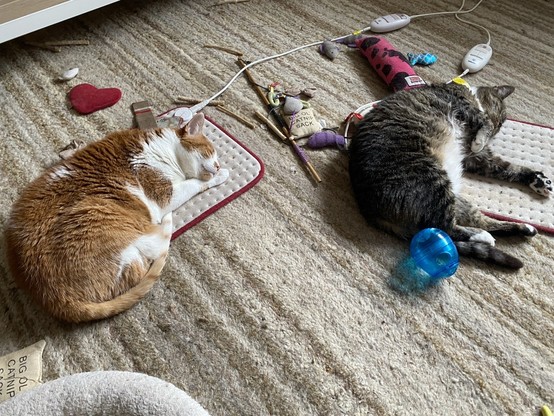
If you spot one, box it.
[355,36,426,92]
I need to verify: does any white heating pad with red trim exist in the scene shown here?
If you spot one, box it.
[462,119,553,234]
[168,117,264,240]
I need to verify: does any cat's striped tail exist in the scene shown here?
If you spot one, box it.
[62,253,167,323]
[454,241,524,269]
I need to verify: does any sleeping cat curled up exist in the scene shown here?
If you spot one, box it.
[349,82,552,269]
[5,113,228,323]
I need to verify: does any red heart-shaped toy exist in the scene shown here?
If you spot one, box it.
[69,83,122,115]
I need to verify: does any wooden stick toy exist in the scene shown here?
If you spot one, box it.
[24,41,61,52]
[175,97,225,106]
[203,44,243,57]
[210,0,249,6]
[254,111,287,140]
[216,105,256,129]
[255,111,321,183]
[238,58,322,183]
[44,40,90,46]
[237,58,288,140]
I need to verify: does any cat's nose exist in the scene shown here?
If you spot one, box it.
[214,161,220,171]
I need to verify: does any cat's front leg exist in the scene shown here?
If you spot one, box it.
[202,168,229,192]
[166,169,229,212]
[527,171,552,196]
[464,148,552,197]
[471,118,494,153]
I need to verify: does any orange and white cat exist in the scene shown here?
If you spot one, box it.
[4,113,228,323]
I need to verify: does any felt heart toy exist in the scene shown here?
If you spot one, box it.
[69,83,122,114]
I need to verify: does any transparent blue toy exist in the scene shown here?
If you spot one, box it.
[410,228,459,280]
[390,228,459,293]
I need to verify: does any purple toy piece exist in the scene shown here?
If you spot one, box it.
[307,130,346,149]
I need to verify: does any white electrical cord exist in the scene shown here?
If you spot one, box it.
[189,25,374,114]
[190,0,489,115]
[410,0,484,19]
[455,9,492,46]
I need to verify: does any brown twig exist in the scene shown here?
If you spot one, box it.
[239,59,320,182]
[216,105,256,129]
[175,97,225,106]
[237,58,271,106]
[255,111,287,140]
[24,42,61,52]
[237,58,290,140]
[210,0,249,6]
[43,40,90,46]
[204,44,243,56]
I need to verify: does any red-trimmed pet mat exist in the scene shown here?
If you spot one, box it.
[463,119,553,234]
[168,116,264,240]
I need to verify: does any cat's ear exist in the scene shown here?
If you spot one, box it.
[494,85,515,99]
[185,113,205,135]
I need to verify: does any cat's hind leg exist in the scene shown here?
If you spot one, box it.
[454,196,537,237]
[445,223,526,269]
[418,194,529,268]
[446,196,535,269]
[115,212,173,295]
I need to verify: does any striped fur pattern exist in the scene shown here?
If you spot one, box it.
[349,84,551,268]
[4,113,228,323]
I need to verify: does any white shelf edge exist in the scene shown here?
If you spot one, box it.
[0,0,120,44]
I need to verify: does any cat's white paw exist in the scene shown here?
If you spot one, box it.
[471,131,487,153]
[522,223,537,236]
[161,212,173,240]
[209,168,229,188]
[529,172,552,197]
[470,230,495,246]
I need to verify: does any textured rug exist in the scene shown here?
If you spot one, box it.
[1,0,553,415]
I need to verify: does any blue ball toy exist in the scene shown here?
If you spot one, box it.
[410,228,459,280]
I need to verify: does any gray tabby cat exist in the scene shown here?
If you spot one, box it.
[348,83,552,268]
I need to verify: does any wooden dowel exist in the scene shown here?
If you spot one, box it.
[216,105,256,129]
[204,44,243,56]
[255,111,287,140]
[43,40,90,46]
[175,97,225,106]
[237,58,271,106]
[210,0,249,6]
[24,42,61,52]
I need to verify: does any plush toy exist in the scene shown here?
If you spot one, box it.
[319,40,341,60]
[306,130,346,149]
[355,36,426,92]
[407,52,438,66]
[281,97,322,138]
[309,36,428,150]
[69,83,122,115]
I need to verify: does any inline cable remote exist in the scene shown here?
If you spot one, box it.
[462,43,493,73]
[369,14,411,33]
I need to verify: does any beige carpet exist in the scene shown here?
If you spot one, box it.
[1,0,553,414]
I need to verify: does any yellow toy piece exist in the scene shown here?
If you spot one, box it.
[451,76,470,88]
[541,405,553,416]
